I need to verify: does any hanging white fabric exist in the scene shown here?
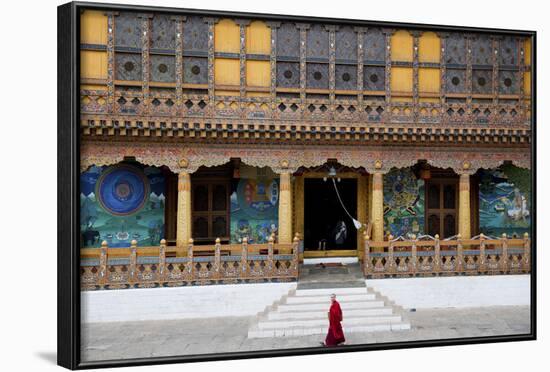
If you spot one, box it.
[331,178,362,230]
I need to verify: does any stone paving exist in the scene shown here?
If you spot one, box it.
[81,305,531,362]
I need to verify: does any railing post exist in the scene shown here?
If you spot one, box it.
[214,238,221,281]
[363,234,371,277]
[267,236,274,279]
[434,234,441,275]
[523,232,530,272]
[129,239,137,286]
[187,238,194,281]
[99,240,108,288]
[501,233,509,273]
[456,234,464,274]
[479,233,486,273]
[159,239,166,284]
[241,237,249,279]
[411,235,417,276]
[388,235,395,276]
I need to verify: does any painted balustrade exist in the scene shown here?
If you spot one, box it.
[80,235,300,290]
[362,232,531,278]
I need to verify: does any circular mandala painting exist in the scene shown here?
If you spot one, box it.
[96,165,150,216]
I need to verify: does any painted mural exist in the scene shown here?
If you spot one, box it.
[80,164,165,248]
[230,166,279,244]
[478,165,530,237]
[383,168,425,238]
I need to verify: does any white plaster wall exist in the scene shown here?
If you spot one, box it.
[82,282,296,323]
[367,275,531,309]
[303,257,358,265]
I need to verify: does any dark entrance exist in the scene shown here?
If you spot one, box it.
[304,178,357,251]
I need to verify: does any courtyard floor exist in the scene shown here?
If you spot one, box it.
[81,305,531,362]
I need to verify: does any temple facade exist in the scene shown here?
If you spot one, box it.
[79,9,532,289]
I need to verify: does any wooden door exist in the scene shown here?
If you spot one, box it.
[191,180,230,244]
[425,178,458,238]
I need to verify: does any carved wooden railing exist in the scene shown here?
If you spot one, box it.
[361,233,530,278]
[80,235,300,290]
[81,89,530,127]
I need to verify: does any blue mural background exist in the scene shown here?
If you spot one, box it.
[80,164,165,247]
[478,166,530,237]
[383,168,425,238]
[230,177,279,243]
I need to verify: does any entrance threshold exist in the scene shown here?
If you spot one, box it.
[303,257,359,265]
[303,249,357,258]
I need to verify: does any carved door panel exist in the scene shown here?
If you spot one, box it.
[425,179,458,238]
[191,181,230,243]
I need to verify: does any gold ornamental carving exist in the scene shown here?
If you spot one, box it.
[81,141,531,175]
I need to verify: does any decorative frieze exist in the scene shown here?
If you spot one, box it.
[80,113,532,147]
[80,141,531,175]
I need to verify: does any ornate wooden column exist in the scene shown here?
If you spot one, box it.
[204,17,218,116]
[140,14,152,115]
[357,174,368,259]
[293,175,304,241]
[371,172,384,242]
[266,22,281,110]
[458,172,472,239]
[293,175,304,262]
[176,172,192,249]
[174,16,185,115]
[278,172,293,244]
[296,23,310,118]
[106,12,115,114]
[236,19,251,117]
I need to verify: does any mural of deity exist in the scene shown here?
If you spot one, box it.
[383,168,425,238]
[478,166,531,237]
[230,175,279,244]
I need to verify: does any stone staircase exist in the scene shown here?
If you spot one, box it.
[248,262,410,338]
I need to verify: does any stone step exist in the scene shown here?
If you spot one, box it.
[296,281,366,290]
[248,261,411,339]
[285,293,375,304]
[294,287,368,296]
[267,307,394,320]
[248,322,411,338]
[257,315,403,329]
[277,300,385,312]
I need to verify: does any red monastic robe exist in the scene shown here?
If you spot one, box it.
[325,300,345,346]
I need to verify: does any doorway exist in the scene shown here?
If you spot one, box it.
[304,178,357,252]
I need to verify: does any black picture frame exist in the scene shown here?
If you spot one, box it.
[58,1,537,369]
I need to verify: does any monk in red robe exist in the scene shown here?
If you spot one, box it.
[322,294,345,346]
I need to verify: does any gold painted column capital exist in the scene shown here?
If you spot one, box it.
[176,172,192,249]
[458,173,471,239]
[177,171,191,191]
